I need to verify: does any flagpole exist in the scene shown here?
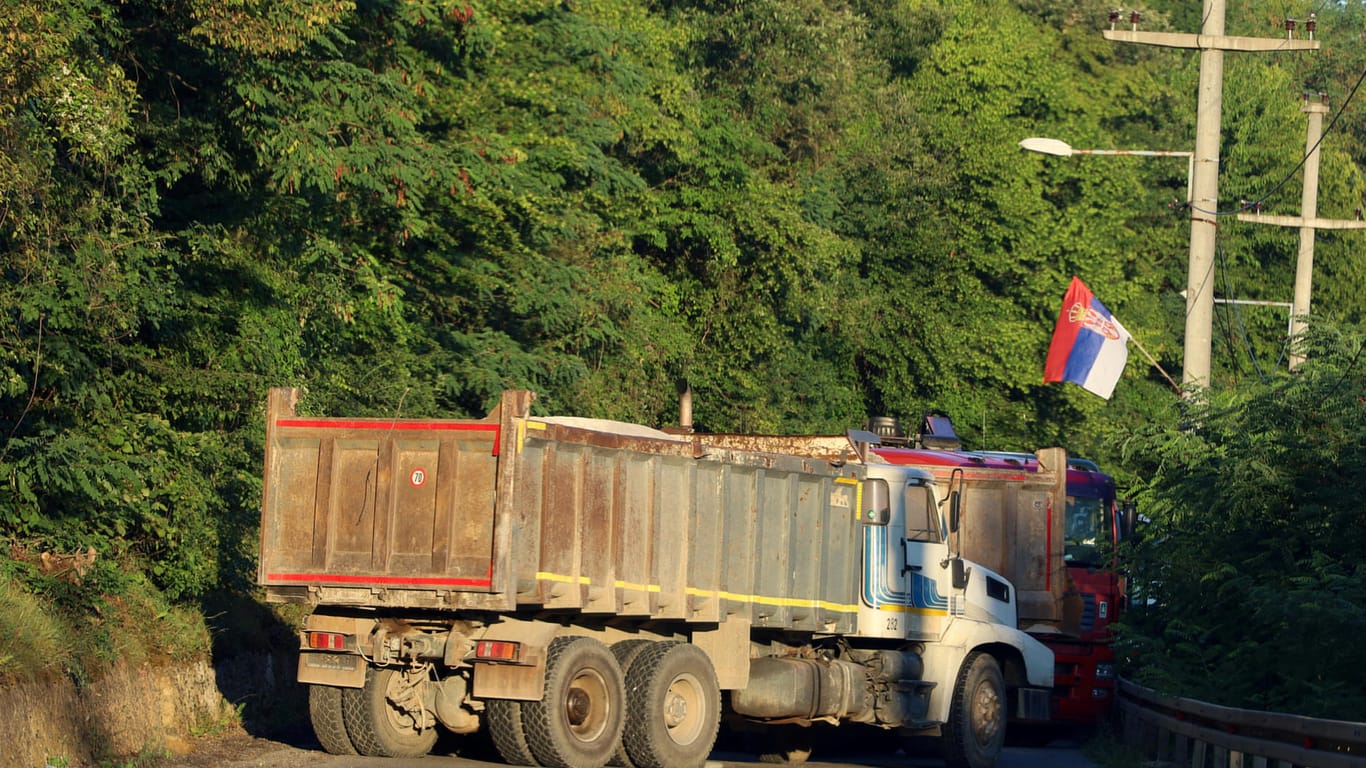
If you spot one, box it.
[1129,333,1182,394]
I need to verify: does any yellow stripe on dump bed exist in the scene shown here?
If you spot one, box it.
[533,571,858,614]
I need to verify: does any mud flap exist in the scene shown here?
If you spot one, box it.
[297,614,375,688]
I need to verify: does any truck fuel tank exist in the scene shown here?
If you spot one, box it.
[730,656,872,721]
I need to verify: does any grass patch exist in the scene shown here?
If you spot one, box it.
[0,545,216,686]
[190,700,246,738]
[0,574,75,684]
[102,570,213,666]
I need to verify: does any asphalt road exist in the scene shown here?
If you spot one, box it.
[161,727,1101,768]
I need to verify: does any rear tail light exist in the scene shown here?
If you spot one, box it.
[308,631,348,651]
[475,640,521,662]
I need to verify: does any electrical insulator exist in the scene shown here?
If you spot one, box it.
[1285,18,1296,39]
[1306,14,1316,40]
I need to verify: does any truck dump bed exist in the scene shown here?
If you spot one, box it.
[259,389,866,634]
[695,433,1075,635]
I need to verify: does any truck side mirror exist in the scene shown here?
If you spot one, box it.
[948,489,961,534]
[862,479,890,526]
[1118,499,1137,540]
[951,557,969,589]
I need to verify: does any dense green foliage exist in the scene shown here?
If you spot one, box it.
[1119,326,1366,719]
[1,0,1363,718]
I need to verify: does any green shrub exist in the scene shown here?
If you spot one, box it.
[1119,327,1366,719]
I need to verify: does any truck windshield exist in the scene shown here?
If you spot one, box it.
[1064,495,1111,567]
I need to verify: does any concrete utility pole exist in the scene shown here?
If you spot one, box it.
[1236,94,1366,369]
[1104,2,1318,391]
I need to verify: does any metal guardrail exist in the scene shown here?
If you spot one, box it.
[1116,678,1366,768]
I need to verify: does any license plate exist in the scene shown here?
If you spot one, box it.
[304,652,359,672]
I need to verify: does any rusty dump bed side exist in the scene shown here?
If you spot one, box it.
[259,389,866,634]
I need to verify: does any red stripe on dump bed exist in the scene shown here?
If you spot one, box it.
[266,572,493,588]
[275,419,501,455]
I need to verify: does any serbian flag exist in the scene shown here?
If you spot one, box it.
[1044,276,1131,399]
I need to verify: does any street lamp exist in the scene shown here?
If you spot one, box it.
[1018,137,1194,202]
[1022,135,1204,393]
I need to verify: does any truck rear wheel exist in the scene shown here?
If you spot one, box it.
[308,684,358,755]
[609,639,655,767]
[622,642,720,768]
[341,666,439,758]
[523,636,626,768]
[940,653,1005,768]
[487,698,538,765]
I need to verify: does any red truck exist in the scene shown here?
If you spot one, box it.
[973,453,1127,729]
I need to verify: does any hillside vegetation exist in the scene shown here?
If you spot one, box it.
[2,0,1364,723]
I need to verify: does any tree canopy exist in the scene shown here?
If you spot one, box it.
[2,0,1364,716]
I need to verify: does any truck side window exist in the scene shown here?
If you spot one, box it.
[905,483,940,543]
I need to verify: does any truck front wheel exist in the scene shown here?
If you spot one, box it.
[341,666,440,758]
[940,653,1006,768]
[523,636,626,768]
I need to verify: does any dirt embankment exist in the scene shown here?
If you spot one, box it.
[1,653,300,768]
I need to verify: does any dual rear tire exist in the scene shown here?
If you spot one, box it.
[521,637,625,768]
[308,666,439,758]
[311,637,723,768]
[486,637,721,768]
[620,641,721,768]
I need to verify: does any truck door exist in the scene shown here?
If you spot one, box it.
[858,476,949,640]
[899,479,949,639]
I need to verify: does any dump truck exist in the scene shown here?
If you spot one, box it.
[258,388,1053,768]
[705,419,1100,735]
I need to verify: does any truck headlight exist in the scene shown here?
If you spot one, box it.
[1095,662,1116,680]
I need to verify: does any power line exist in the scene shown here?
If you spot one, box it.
[1206,64,1366,218]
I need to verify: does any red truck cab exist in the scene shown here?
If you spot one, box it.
[974,452,1126,726]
